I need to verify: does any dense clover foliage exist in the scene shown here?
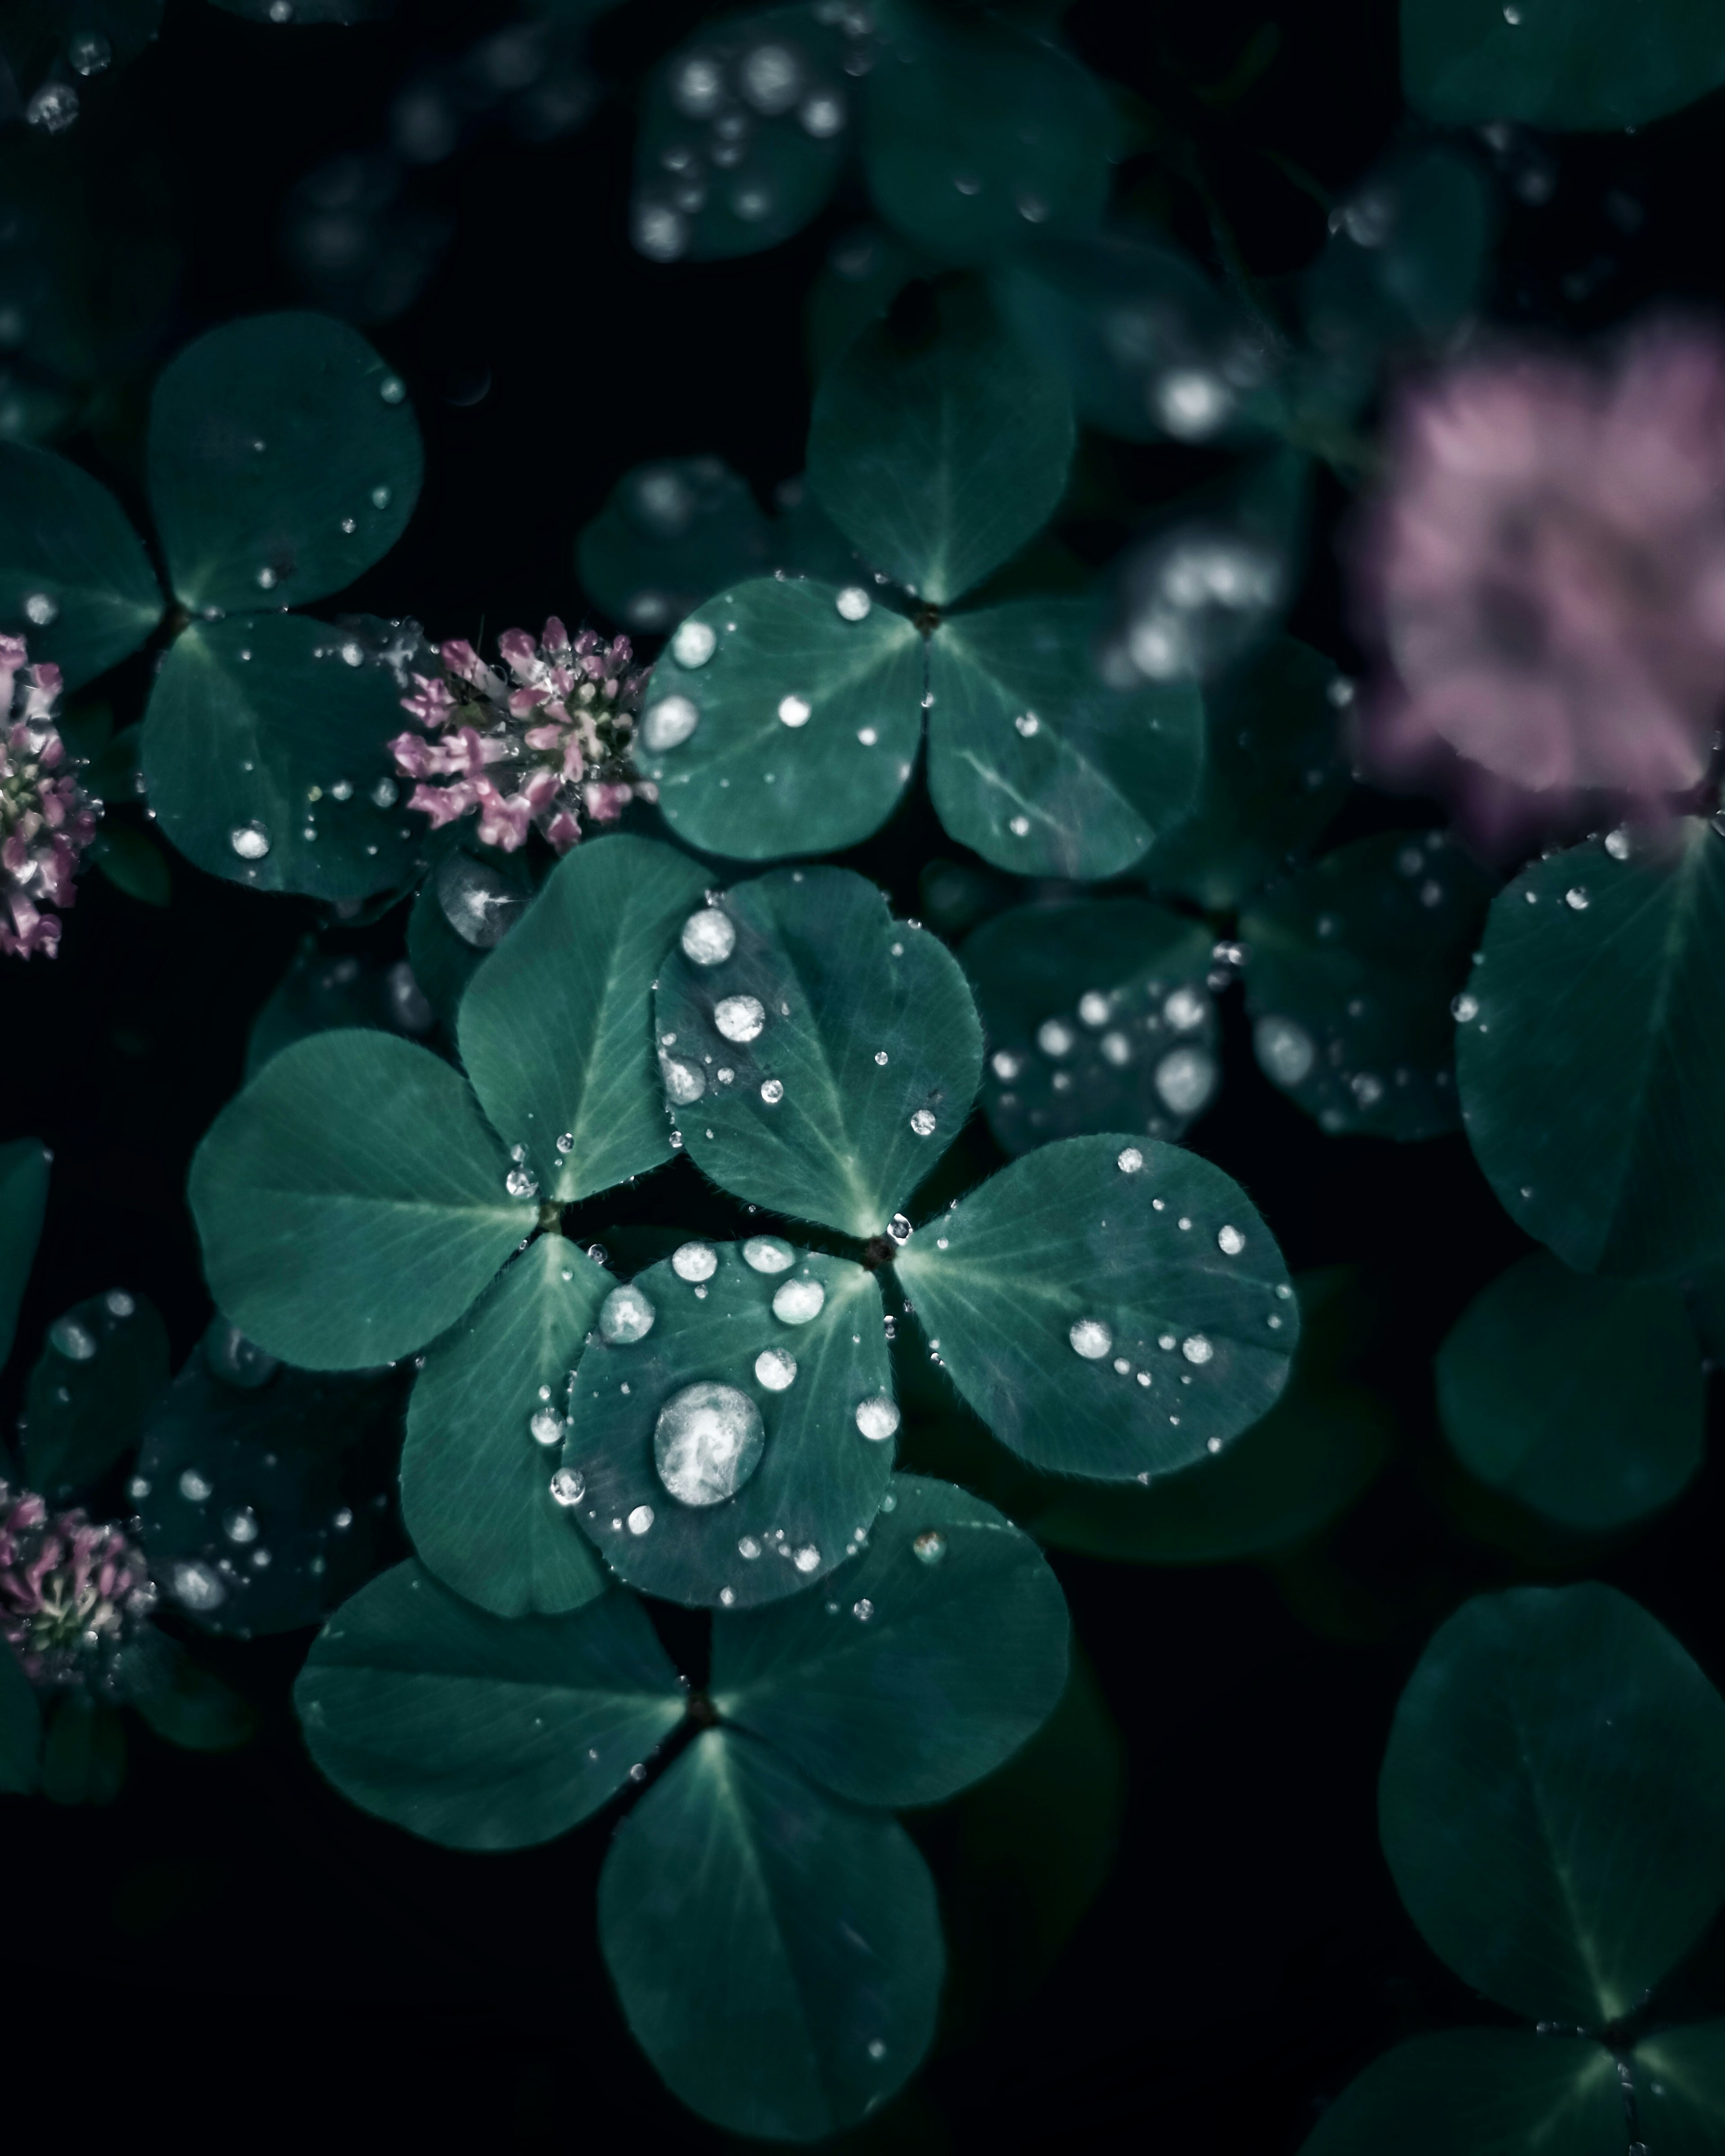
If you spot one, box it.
[8,0,1725,2146]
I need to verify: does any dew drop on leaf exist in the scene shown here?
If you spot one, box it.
[550,1468,585,1507]
[599,1284,656,1344]
[854,1395,900,1440]
[714,994,765,1043]
[681,906,735,964]
[230,822,271,861]
[743,1236,795,1274]
[772,1277,825,1324]
[912,1530,946,1565]
[671,1241,718,1282]
[1070,1319,1113,1360]
[671,620,717,668]
[655,1382,765,1506]
[755,1348,797,1391]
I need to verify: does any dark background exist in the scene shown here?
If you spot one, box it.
[4,1,1724,2146]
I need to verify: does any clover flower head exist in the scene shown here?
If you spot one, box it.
[0,1480,158,1692]
[1355,322,1725,824]
[390,619,649,855]
[0,635,100,960]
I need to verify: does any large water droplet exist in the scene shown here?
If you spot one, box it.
[778,694,812,728]
[662,1054,707,1104]
[655,1381,766,1506]
[714,994,765,1043]
[627,1504,655,1535]
[230,822,271,861]
[1451,992,1479,1022]
[773,1277,825,1325]
[641,695,700,751]
[1069,1318,1112,1360]
[1116,1147,1145,1174]
[681,907,735,965]
[505,1166,539,1199]
[49,1315,97,1361]
[172,1560,226,1611]
[600,1284,656,1344]
[23,591,58,627]
[671,620,716,668]
[909,1108,937,1136]
[1181,1334,1214,1365]
[743,1236,794,1273]
[1154,1047,1217,1116]
[755,1348,797,1391]
[836,585,872,621]
[854,1395,900,1440]
[672,1241,718,1282]
[1217,1225,1245,1255]
[1254,1016,1314,1087]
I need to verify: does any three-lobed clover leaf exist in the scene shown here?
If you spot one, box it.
[1457,819,1725,1279]
[295,1471,1067,2141]
[653,865,1298,1497]
[634,281,1205,878]
[0,310,426,900]
[1303,1582,1725,2152]
[189,833,710,1617]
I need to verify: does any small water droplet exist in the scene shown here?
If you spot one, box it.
[530,1407,564,1447]
[627,1504,655,1535]
[1451,992,1480,1022]
[178,1468,213,1503]
[23,592,58,627]
[550,1468,585,1507]
[1253,1016,1314,1088]
[49,1314,97,1360]
[171,1560,226,1611]
[778,694,812,728]
[913,1530,946,1565]
[672,619,717,668]
[1565,886,1589,911]
[1605,827,1632,861]
[793,1544,821,1573]
[1008,814,1031,837]
[910,1108,937,1136]
[223,1505,260,1545]
[230,822,271,861]
[505,1166,539,1199]
[1217,1225,1245,1255]
[739,1535,763,1559]
[760,1078,785,1105]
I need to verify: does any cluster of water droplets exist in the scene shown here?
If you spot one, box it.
[633,13,869,262]
[987,971,1220,1149]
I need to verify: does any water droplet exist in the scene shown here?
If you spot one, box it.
[257,566,279,591]
[223,1505,260,1545]
[49,1314,97,1360]
[23,592,58,627]
[1156,370,1232,441]
[1154,1047,1217,1116]
[1070,1318,1113,1360]
[662,1054,706,1104]
[793,1544,821,1573]
[755,1347,798,1391]
[230,822,271,861]
[627,1504,655,1535]
[642,695,700,751]
[1451,992,1479,1022]
[913,1530,946,1564]
[505,1166,539,1199]
[379,376,406,404]
[1253,1016,1314,1087]
[1605,827,1632,861]
[681,906,735,965]
[1117,1147,1145,1174]
[874,1049,889,1066]
[1008,815,1031,837]
[550,1467,585,1507]
[852,1598,875,1624]
[371,484,393,511]
[656,1381,765,1506]
[855,1395,900,1440]
[1014,711,1041,738]
[104,1290,135,1319]
[178,1468,213,1503]
[739,1535,763,1559]
[719,1587,737,1606]
[672,620,717,668]
[1350,1072,1384,1109]
[1565,886,1589,911]
[910,1108,937,1136]
[26,82,79,133]
[773,1277,825,1325]
[600,1284,656,1344]
[172,1560,226,1611]
[714,994,765,1043]
[530,1408,564,1447]
[671,1241,719,1284]
[1163,986,1207,1031]
[836,586,872,621]
[743,1236,795,1273]
[69,29,112,73]
[1182,1334,1214,1365]
[760,1078,785,1105]
[1036,1019,1074,1058]
[1217,1225,1245,1256]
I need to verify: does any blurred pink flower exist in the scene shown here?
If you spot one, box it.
[0,1481,155,1690]
[391,619,646,855]
[1356,325,1725,809]
[0,635,100,959]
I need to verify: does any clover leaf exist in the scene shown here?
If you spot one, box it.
[1457,820,1725,1278]
[0,1136,50,1374]
[1381,1584,1725,2028]
[18,1287,168,1502]
[636,282,1204,875]
[296,1471,1065,2139]
[0,310,427,899]
[1308,1583,1725,2149]
[1402,0,1725,132]
[1436,1252,1706,1533]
